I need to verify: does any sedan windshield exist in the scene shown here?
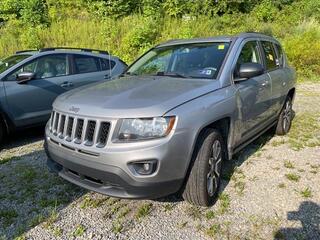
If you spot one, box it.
[126,42,230,79]
[0,54,31,74]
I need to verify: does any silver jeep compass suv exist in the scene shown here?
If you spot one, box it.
[45,33,296,206]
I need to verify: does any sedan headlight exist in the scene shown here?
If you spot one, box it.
[117,116,176,141]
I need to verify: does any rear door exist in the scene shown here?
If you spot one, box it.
[3,54,76,127]
[233,40,273,144]
[69,54,116,88]
[263,42,288,114]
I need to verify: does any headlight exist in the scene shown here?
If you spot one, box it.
[117,116,176,141]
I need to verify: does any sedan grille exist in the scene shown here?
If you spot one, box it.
[50,111,110,147]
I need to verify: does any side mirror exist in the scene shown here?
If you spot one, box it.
[17,72,36,84]
[234,63,264,82]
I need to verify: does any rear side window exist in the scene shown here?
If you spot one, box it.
[261,41,277,70]
[100,58,116,71]
[274,44,284,67]
[74,55,100,74]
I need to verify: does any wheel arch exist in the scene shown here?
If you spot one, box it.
[287,87,296,101]
[0,108,15,135]
[180,117,232,192]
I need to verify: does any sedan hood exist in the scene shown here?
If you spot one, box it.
[53,76,221,118]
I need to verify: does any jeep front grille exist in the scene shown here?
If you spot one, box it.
[50,111,110,147]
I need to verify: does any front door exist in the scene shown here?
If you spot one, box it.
[3,54,75,127]
[233,40,273,144]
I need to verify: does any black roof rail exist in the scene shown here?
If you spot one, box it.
[39,47,109,55]
[16,49,37,54]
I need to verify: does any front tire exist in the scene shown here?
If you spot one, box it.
[182,129,224,206]
[276,96,293,135]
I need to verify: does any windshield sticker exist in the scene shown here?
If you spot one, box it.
[218,44,225,50]
[200,69,213,75]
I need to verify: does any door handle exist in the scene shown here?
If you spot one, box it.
[261,81,270,87]
[61,81,74,88]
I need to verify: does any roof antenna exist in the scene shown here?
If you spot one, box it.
[107,35,112,80]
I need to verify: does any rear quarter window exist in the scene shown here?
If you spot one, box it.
[100,58,116,70]
[261,41,278,70]
[274,44,284,67]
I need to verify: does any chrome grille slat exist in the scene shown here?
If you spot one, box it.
[49,110,110,148]
[70,117,77,140]
[92,121,100,145]
[53,113,60,135]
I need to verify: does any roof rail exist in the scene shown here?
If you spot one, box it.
[243,31,273,36]
[16,49,37,54]
[39,47,109,55]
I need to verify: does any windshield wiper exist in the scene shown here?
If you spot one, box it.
[156,71,188,78]
[119,71,138,77]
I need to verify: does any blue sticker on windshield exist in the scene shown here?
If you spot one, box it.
[200,69,212,75]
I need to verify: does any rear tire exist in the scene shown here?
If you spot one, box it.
[276,96,293,136]
[182,129,225,206]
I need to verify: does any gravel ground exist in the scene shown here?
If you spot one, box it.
[0,83,319,240]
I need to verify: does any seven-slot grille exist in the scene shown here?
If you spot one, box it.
[50,111,110,147]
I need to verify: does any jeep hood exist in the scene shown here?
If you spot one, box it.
[53,76,220,118]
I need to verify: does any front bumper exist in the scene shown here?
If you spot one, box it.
[44,124,193,199]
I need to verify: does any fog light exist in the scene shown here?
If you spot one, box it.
[129,160,157,175]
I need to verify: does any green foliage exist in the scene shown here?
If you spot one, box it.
[0,0,49,26]
[0,0,319,82]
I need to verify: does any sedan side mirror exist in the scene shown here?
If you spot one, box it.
[234,63,264,82]
[17,72,36,84]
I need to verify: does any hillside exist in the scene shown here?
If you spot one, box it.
[0,0,320,81]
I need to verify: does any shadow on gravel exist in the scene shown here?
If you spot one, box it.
[154,127,277,204]
[0,149,85,239]
[2,126,44,150]
[220,127,275,193]
[274,201,320,240]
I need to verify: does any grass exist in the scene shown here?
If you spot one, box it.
[300,187,312,198]
[285,173,301,182]
[43,209,59,229]
[271,139,286,147]
[29,214,45,228]
[206,224,221,238]
[135,203,152,219]
[118,206,130,218]
[218,193,231,215]
[205,210,216,220]
[287,112,320,150]
[72,224,86,237]
[0,156,17,165]
[284,161,295,169]
[186,206,202,220]
[178,221,188,229]
[80,195,108,209]
[278,183,286,189]
[163,203,174,212]
[232,167,246,195]
[112,220,123,234]
[0,209,18,226]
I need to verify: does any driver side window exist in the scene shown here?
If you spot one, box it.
[7,54,68,81]
[234,41,262,78]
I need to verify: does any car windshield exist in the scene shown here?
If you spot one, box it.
[126,42,230,79]
[0,54,31,74]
